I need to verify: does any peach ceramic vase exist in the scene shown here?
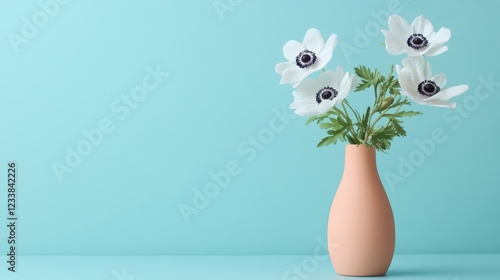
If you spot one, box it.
[327,144,395,276]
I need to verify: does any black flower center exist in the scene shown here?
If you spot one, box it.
[418,80,440,97]
[407,33,428,50]
[296,50,317,68]
[316,86,338,104]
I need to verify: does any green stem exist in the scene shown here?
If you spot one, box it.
[341,102,350,119]
[343,100,360,122]
[364,84,380,143]
[341,102,358,142]
[370,105,393,129]
[384,102,403,128]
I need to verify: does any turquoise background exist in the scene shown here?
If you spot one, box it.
[0,0,498,256]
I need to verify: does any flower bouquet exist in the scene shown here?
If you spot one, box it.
[276,14,468,150]
[275,14,468,276]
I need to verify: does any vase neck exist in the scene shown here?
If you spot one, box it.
[343,145,377,175]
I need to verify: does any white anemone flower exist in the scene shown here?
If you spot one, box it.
[398,56,468,109]
[382,15,451,56]
[275,28,338,86]
[289,68,357,116]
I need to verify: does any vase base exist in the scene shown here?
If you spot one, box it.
[337,273,385,277]
[337,273,386,277]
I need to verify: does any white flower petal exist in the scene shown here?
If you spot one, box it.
[275,62,293,75]
[283,40,304,62]
[406,49,424,57]
[411,16,434,37]
[425,99,456,109]
[336,71,350,91]
[431,73,447,88]
[403,56,432,81]
[317,71,334,88]
[311,38,336,71]
[398,69,424,102]
[423,28,451,56]
[395,64,402,74]
[423,45,448,56]
[292,103,322,116]
[400,57,410,69]
[318,69,344,89]
[335,66,346,77]
[441,84,468,100]
[429,27,451,45]
[302,28,325,53]
[384,32,407,55]
[335,73,352,101]
[336,89,350,102]
[324,33,339,51]
[289,100,314,109]
[291,92,309,105]
[317,99,336,114]
[388,15,412,37]
[350,73,360,92]
[280,67,311,85]
[295,79,322,101]
[425,84,468,101]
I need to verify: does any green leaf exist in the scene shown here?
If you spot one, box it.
[378,71,399,98]
[356,81,372,92]
[337,115,347,127]
[372,69,384,85]
[333,106,347,119]
[370,126,397,151]
[390,86,400,95]
[317,135,339,147]
[390,117,407,137]
[305,110,332,125]
[357,128,366,141]
[363,106,371,126]
[371,126,396,140]
[354,66,372,80]
[338,134,346,142]
[354,66,386,91]
[305,116,317,125]
[346,135,361,145]
[317,136,333,147]
[319,122,334,130]
[390,96,412,108]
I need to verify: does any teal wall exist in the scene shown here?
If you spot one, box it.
[0,0,498,255]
